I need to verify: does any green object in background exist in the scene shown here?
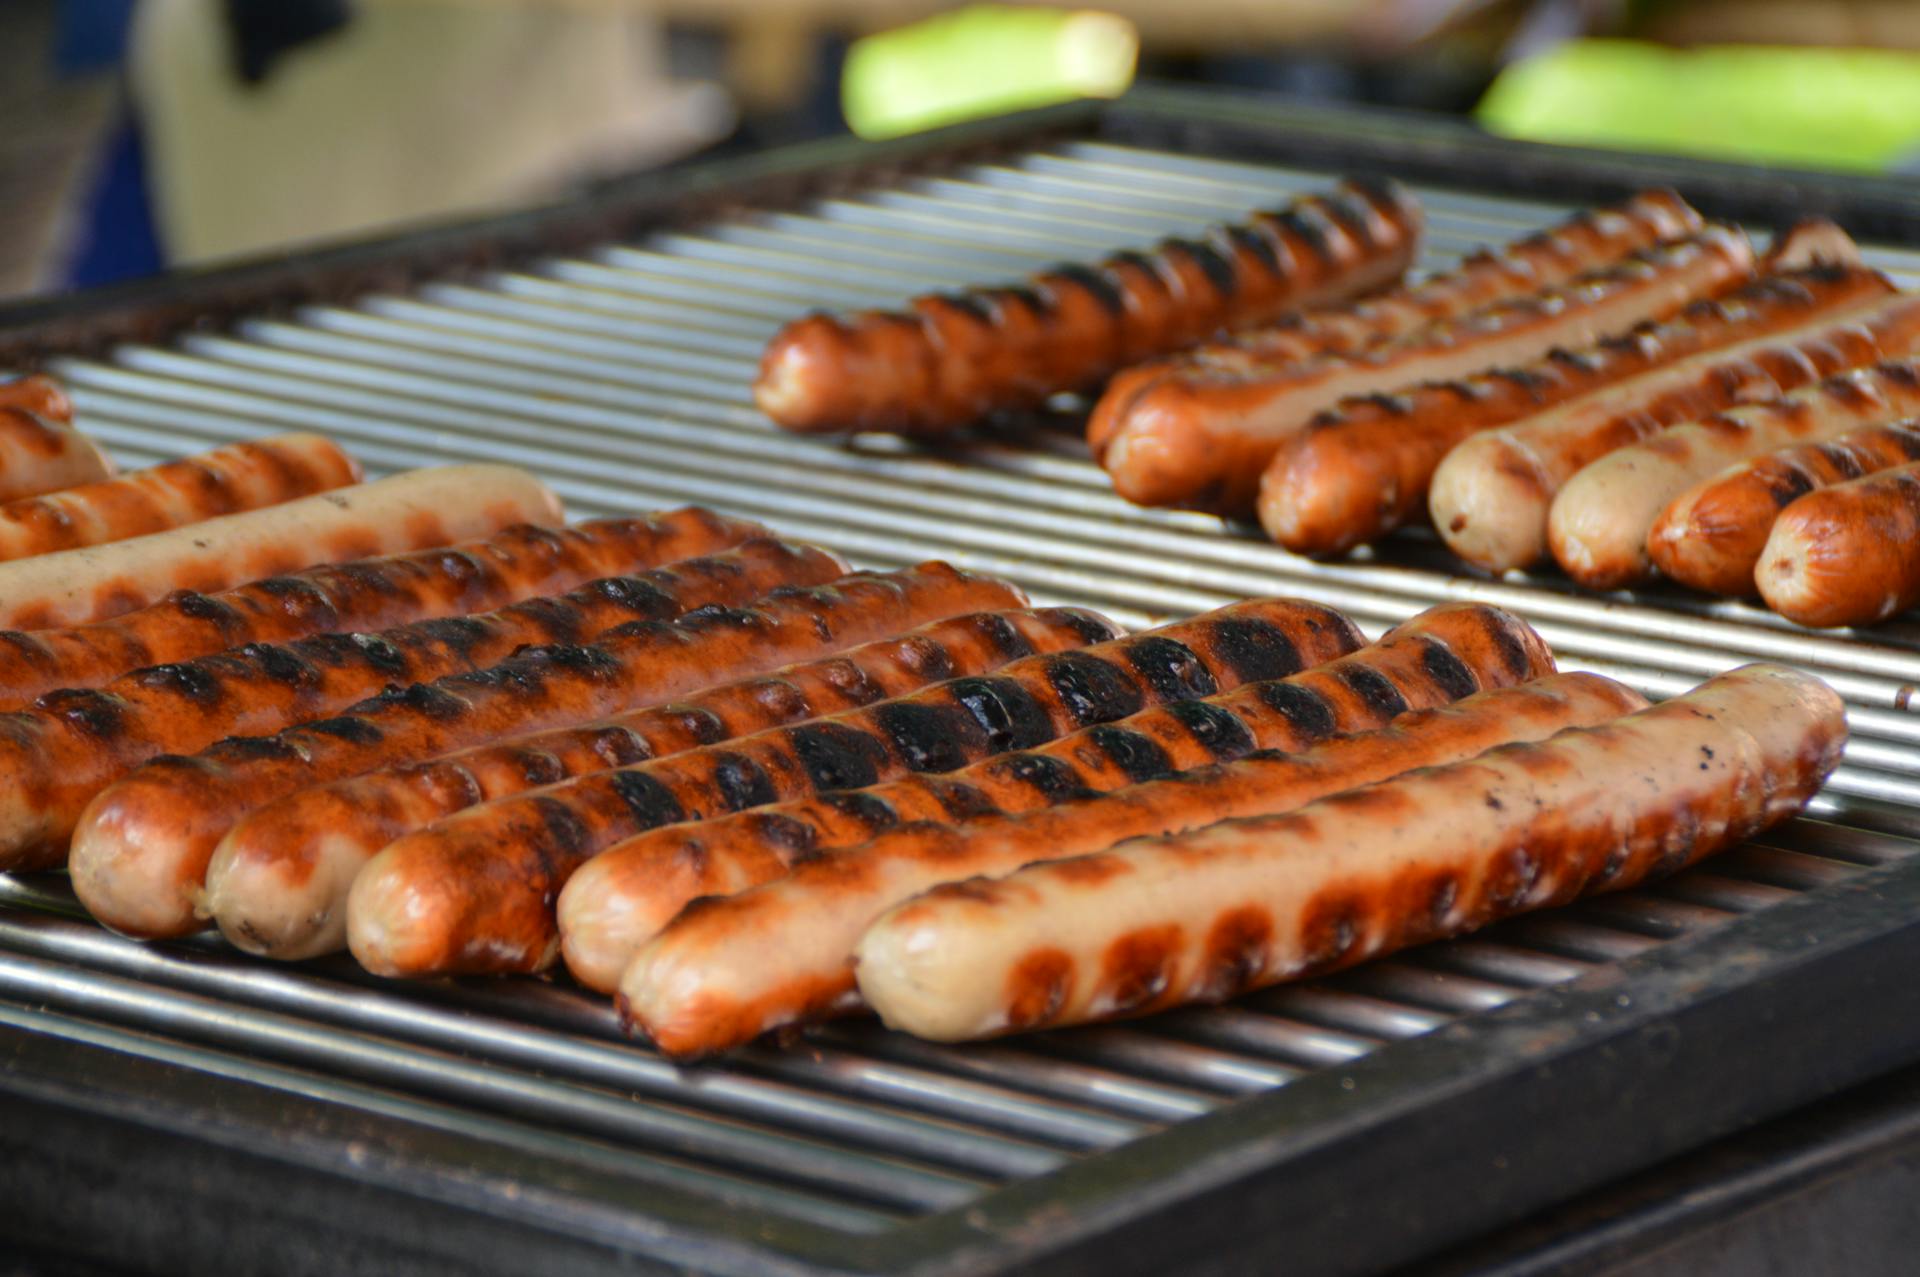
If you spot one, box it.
[1479,39,1920,173]
[844,5,1138,140]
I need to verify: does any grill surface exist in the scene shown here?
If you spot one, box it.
[6,106,1920,1277]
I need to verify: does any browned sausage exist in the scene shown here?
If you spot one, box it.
[0,406,113,502]
[1649,421,1920,595]
[624,665,1837,1056]
[560,600,1552,992]
[853,666,1831,1043]
[756,179,1421,435]
[204,607,1119,960]
[1431,289,1920,573]
[344,599,1366,978]
[1256,263,1898,556]
[1551,360,1920,589]
[52,537,849,924]
[0,374,75,424]
[1090,189,1703,453]
[0,434,360,561]
[1755,459,1920,626]
[1094,225,1757,513]
[67,562,1021,937]
[0,509,763,709]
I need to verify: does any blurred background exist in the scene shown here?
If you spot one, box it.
[5,0,1919,301]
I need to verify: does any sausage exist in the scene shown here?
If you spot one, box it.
[53,539,848,929]
[1550,360,1920,589]
[856,666,1841,1044]
[344,599,1366,978]
[68,562,1021,937]
[204,607,1118,960]
[0,434,360,562]
[1648,421,1920,596]
[755,179,1421,435]
[853,674,1647,1041]
[0,406,113,502]
[0,464,561,629]
[1257,264,1898,556]
[0,508,766,709]
[1755,460,1920,626]
[1091,189,1704,451]
[1094,225,1757,513]
[1430,289,1920,573]
[562,600,1555,993]
[0,374,75,424]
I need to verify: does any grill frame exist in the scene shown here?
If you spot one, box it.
[7,86,1920,1277]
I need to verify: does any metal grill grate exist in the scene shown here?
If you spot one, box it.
[7,135,1920,1274]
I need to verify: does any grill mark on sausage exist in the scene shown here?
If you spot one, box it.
[1254,681,1340,743]
[787,721,889,791]
[1084,726,1176,783]
[1044,651,1147,725]
[607,770,688,830]
[1163,698,1258,760]
[1121,636,1218,703]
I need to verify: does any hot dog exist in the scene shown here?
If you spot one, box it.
[0,434,360,561]
[1091,190,1704,451]
[0,406,113,502]
[0,464,561,629]
[0,509,762,709]
[1257,263,1897,556]
[1551,360,1920,589]
[563,601,1554,993]
[69,562,1021,937]
[0,374,75,424]
[1755,460,1920,626]
[345,599,1365,979]
[1648,421,1920,596]
[205,607,1118,960]
[856,666,1841,1043]
[55,537,847,926]
[1431,289,1920,573]
[1095,225,1757,512]
[756,179,1421,435]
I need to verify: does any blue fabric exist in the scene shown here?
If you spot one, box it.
[64,116,163,288]
[54,0,137,74]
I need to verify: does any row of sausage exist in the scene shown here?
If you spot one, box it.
[754,183,1920,628]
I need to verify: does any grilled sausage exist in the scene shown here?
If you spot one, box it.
[345,599,1365,979]
[69,563,1020,937]
[1551,360,1920,589]
[0,464,561,629]
[0,406,113,502]
[0,509,765,709]
[204,608,1117,960]
[1648,421,1920,596]
[1256,264,1897,556]
[1431,289,1920,573]
[1755,460,1920,626]
[0,374,75,424]
[0,434,360,561]
[563,601,1554,993]
[857,666,1841,1043]
[756,179,1421,435]
[56,538,848,928]
[1091,190,1704,451]
[1095,226,1757,513]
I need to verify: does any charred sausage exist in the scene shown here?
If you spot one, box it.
[1755,460,1920,626]
[68,562,1021,937]
[1551,360,1920,589]
[344,599,1365,978]
[204,607,1118,960]
[856,667,1841,1043]
[756,179,1422,435]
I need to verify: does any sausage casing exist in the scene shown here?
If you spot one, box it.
[1257,263,1897,556]
[71,562,1022,937]
[857,666,1841,1043]
[756,180,1421,435]
[1755,460,1920,626]
[1649,421,1920,596]
[1551,360,1920,589]
[1431,287,1920,573]
[561,601,1552,992]
[0,374,75,424]
[205,607,1117,960]
[1095,226,1757,513]
[345,599,1365,978]
[61,538,848,929]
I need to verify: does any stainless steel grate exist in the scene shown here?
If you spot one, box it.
[7,137,1920,1269]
